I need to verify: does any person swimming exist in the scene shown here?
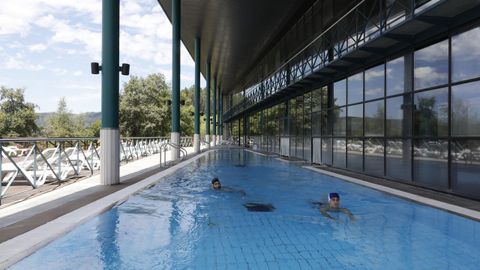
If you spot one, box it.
[211,177,246,195]
[319,192,354,221]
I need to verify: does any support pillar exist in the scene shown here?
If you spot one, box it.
[194,37,201,153]
[171,0,181,160]
[100,0,120,185]
[219,87,223,143]
[213,77,217,146]
[205,62,211,148]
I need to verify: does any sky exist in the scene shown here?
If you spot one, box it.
[0,0,203,113]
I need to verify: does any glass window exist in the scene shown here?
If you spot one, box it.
[312,88,323,112]
[414,40,448,90]
[364,138,384,176]
[322,138,332,165]
[334,79,346,107]
[332,107,346,136]
[347,104,363,137]
[365,100,385,136]
[451,81,480,136]
[321,110,330,136]
[365,64,385,100]
[312,111,321,136]
[452,140,480,199]
[347,139,363,172]
[386,140,411,181]
[413,139,448,188]
[414,88,448,137]
[386,95,411,137]
[452,27,480,82]
[333,138,346,168]
[386,56,405,96]
[348,72,363,104]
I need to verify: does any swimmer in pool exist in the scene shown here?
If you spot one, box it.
[211,177,246,195]
[319,192,354,221]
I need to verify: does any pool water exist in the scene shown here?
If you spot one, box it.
[12,149,480,269]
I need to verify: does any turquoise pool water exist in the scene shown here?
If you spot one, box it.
[12,149,480,269]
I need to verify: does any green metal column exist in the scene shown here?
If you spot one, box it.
[219,87,223,137]
[206,62,211,142]
[100,0,120,185]
[171,0,181,134]
[213,77,217,142]
[102,0,119,128]
[194,38,200,135]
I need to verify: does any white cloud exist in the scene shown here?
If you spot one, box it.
[4,53,45,71]
[28,43,47,52]
[53,68,68,75]
[414,66,447,88]
[73,71,82,76]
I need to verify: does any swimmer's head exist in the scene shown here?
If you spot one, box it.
[328,192,340,208]
[211,177,221,190]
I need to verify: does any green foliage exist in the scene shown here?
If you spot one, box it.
[0,87,38,137]
[45,97,87,137]
[119,74,207,137]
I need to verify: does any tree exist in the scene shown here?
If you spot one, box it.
[45,97,86,137]
[120,74,171,137]
[0,87,38,137]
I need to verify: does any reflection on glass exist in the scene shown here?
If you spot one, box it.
[413,139,448,188]
[347,139,363,172]
[347,104,363,137]
[387,56,405,96]
[451,81,480,136]
[312,87,324,112]
[333,138,346,168]
[452,140,480,198]
[386,95,411,137]
[333,107,346,136]
[365,100,384,136]
[322,138,332,165]
[334,79,347,107]
[414,40,448,89]
[364,138,384,176]
[452,27,480,82]
[386,140,411,181]
[321,110,330,136]
[414,88,448,137]
[365,64,385,100]
[312,111,321,136]
[304,136,311,162]
[348,72,363,104]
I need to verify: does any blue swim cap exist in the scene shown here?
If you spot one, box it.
[328,192,340,201]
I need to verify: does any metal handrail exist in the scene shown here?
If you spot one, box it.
[159,142,188,167]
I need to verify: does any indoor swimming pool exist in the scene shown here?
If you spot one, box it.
[12,149,480,269]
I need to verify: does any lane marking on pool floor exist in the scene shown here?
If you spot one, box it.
[0,149,213,269]
[303,166,480,221]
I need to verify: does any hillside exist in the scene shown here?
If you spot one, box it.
[36,112,101,127]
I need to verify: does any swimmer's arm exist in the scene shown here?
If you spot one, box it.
[320,206,335,220]
[341,208,355,220]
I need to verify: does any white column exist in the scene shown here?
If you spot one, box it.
[171,132,180,160]
[194,134,200,153]
[212,135,217,146]
[205,134,210,149]
[100,128,120,185]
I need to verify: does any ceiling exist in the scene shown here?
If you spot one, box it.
[157,0,317,95]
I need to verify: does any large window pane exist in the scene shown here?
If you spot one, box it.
[332,107,346,136]
[413,139,448,188]
[414,40,448,90]
[365,100,385,136]
[348,72,363,104]
[334,79,346,107]
[347,104,363,137]
[364,138,384,176]
[333,138,346,168]
[347,139,363,172]
[312,88,323,112]
[452,140,480,199]
[386,140,411,181]
[386,95,411,137]
[414,88,448,137]
[386,56,405,96]
[452,27,480,82]
[322,138,332,165]
[451,81,480,136]
[365,64,385,100]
